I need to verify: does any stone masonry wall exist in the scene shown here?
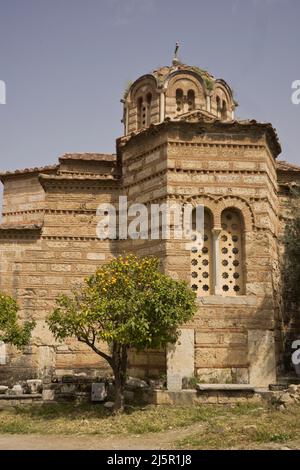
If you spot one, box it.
[118,121,281,386]
[0,119,288,387]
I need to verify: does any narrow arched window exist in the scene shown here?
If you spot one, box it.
[146,92,152,126]
[216,96,221,118]
[220,209,244,295]
[187,89,195,111]
[191,209,213,296]
[221,100,227,120]
[176,88,184,113]
[137,97,143,129]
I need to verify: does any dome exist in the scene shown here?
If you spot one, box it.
[122,61,237,136]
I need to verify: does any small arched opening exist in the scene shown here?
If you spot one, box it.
[146,92,152,126]
[221,100,227,120]
[191,208,213,296]
[216,96,221,118]
[187,89,195,111]
[137,97,143,129]
[176,88,184,113]
[220,208,245,295]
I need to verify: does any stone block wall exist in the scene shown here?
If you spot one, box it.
[137,121,279,386]
[0,118,295,387]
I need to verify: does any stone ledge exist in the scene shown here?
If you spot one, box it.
[0,394,42,400]
[0,223,43,231]
[151,389,261,405]
[196,384,255,392]
[197,295,258,306]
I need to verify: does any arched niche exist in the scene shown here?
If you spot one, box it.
[126,75,159,133]
[211,80,234,120]
[165,72,206,117]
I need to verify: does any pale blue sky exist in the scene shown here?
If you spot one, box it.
[0,0,299,177]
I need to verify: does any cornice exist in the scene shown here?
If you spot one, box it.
[0,223,42,239]
[122,140,268,167]
[0,165,58,182]
[121,142,167,165]
[41,235,118,242]
[117,119,282,158]
[38,173,121,191]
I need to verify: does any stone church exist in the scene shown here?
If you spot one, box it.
[1,54,300,388]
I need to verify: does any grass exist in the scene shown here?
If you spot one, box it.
[0,402,222,435]
[0,402,299,450]
[175,403,300,450]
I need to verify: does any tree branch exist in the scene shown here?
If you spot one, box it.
[78,337,112,365]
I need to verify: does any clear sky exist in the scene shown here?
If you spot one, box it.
[0,0,299,176]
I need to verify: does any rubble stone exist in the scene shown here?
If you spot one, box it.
[104,401,114,409]
[27,379,43,394]
[10,385,23,395]
[126,377,149,390]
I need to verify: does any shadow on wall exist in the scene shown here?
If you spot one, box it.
[281,216,300,373]
[195,294,277,387]
[246,294,278,386]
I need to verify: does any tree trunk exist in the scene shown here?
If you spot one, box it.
[112,343,128,413]
[114,376,125,412]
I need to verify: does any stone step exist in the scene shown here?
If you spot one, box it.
[196,383,255,392]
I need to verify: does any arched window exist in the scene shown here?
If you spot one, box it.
[137,97,143,129]
[176,88,184,113]
[146,93,152,126]
[216,96,221,118]
[220,209,244,295]
[221,100,227,120]
[191,209,213,296]
[187,89,195,111]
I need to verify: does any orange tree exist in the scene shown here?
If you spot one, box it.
[47,254,197,412]
[0,293,35,347]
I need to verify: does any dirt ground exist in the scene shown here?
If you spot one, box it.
[0,423,299,450]
[1,402,300,450]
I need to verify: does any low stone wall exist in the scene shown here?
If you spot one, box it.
[267,384,300,410]
[2,373,299,408]
[150,389,262,405]
[0,394,43,408]
[42,375,97,403]
[0,374,164,406]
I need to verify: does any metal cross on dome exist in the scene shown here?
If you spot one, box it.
[172,42,180,66]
